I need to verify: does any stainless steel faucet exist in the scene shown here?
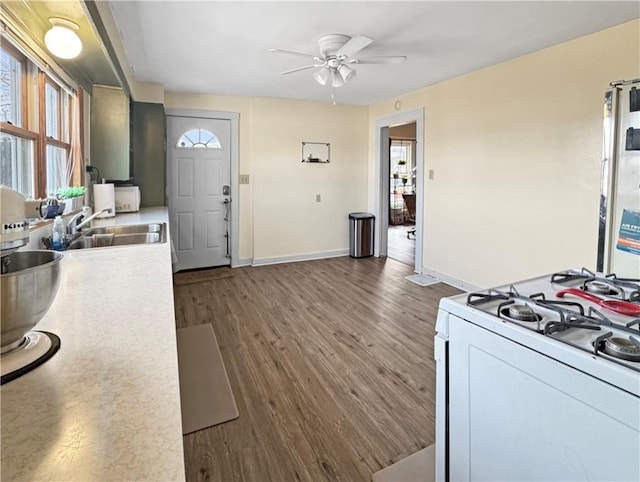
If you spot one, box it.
[67,208,113,235]
[66,207,89,235]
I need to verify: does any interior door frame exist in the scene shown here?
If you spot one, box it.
[165,108,240,267]
[374,108,425,273]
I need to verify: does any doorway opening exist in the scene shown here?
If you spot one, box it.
[373,108,424,274]
[388,124,417,267]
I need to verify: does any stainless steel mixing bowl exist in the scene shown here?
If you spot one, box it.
[1,250,62,353]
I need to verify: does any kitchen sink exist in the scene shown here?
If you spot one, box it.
[66,223,167,250]
[83,223,165,236]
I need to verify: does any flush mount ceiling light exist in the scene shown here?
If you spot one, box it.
[44,18,82,59]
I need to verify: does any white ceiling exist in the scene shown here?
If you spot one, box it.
[109,1,640,105]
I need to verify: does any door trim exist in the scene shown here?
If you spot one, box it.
[165,108,240,267]
[374,108,425,273]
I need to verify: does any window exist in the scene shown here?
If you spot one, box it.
[42,77,71,195]
[46,144,67,195]
[0,41,80,199]
[0,133,34,198]
[176,128,221,148]
[0,44,35,198]
[45,82,60,138]
[390,140,412,177]
[0,46,24,126]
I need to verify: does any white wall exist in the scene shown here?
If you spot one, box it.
[164,93,369,262]
[369,19,640,288]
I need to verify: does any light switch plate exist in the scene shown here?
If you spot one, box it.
[428,169,435,180]
[239,174,250,184]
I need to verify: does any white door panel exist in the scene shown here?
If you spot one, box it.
[167,116,231,270]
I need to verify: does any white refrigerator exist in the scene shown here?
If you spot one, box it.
[598,79,640,278]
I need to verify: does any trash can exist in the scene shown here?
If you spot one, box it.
[349,212,375,258]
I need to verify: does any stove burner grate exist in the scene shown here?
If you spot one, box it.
[501,304,542,322]
[551,268,640,302]
[584,280,621,297]
[466,281,640,372]
[599,335,640,362]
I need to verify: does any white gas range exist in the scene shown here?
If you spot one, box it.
[434,268,640,481]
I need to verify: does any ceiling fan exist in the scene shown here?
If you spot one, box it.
[268,34,407,89]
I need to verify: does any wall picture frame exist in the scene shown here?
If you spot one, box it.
[302,142,330,163]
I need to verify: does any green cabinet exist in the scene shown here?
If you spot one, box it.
[90,85,131,181]
[89,86,165,206]
[130,102,166,207]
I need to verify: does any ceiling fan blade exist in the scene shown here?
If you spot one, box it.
[280,64,320,75]
[347,56,407,65]
[268,48,320,60]
[335,35,373,59]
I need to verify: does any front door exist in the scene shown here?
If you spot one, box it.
[167,116,231,270]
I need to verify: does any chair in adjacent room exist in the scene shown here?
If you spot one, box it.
[402,193,416,238]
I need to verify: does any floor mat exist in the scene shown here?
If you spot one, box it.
[404,273,440,287]
[173,268,234,286]
[372,445,435,482]
[176,323,239,434]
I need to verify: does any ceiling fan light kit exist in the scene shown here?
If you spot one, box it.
[330,69,344,88]
[313,68,330,86]
[337,64,356,83]
[269,33,406,101]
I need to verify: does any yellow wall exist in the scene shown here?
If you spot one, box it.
[164,93,369,261]
[250,97,368,261]
[369,19,640,287]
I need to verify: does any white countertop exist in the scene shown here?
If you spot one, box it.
[1,207,185,481]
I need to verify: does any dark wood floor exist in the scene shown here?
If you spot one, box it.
[173,256,462,482]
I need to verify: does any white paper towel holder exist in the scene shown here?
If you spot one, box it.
[94,182,116,218]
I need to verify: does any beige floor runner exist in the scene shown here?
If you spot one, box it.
[176,323,239,435]
[173,268,234,286]
[372,445,435,482]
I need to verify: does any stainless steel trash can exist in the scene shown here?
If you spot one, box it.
[349,212,375,258]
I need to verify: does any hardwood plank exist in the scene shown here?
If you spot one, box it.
[173,256,462,481]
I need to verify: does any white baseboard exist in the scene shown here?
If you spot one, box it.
[232,258,252,268]
[420,267,482,292]
[252,249,349,267]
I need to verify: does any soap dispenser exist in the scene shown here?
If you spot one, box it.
[52,216,66,251]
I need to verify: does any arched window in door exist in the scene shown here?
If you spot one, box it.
[176,128,222,148]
